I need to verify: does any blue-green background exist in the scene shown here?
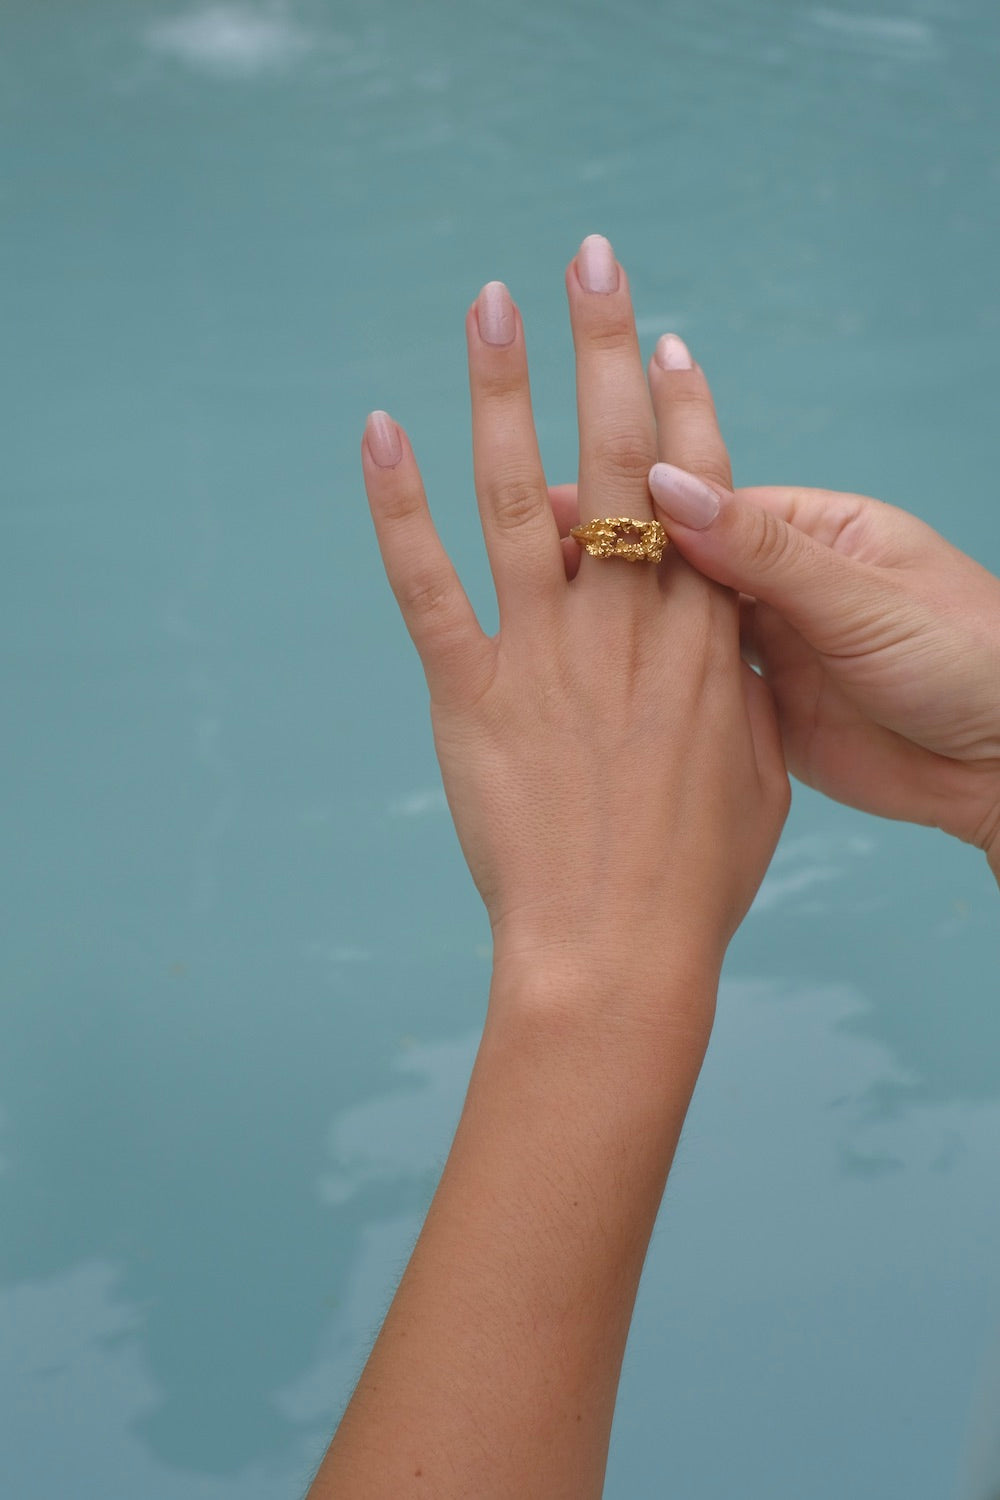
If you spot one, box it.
[3,2,999,1495]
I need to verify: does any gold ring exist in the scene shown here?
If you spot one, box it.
[570,516,668,563]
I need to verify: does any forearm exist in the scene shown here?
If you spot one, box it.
[310,961,716,1500]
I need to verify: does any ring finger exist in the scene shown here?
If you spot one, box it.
[567,236,658,547]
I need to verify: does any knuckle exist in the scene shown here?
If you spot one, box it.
[686,456,733,491]
[660,382,711,410]
[675,608,715,672]
[974,799,1000,858]
[378,480,424,525]
[702,631,734,686]
[744,505,794,574]
[583,309,636,349]
[593,429,656,483]
[397,569,455,621]
[490,474,544,532]
[475,363,525,402]
[706,615,735,674]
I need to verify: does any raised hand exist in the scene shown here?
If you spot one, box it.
[318,242,789,1500]
[361,244,789,1003]
[551,334,1000,877]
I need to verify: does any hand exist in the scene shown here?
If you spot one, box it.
[620,338,1000,871]
[361,240,788,1009]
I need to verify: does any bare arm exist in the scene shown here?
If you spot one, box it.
[308,238,788,1498]
[315,963,713,1499]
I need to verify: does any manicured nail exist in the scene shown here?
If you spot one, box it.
[477,281,516,346]
[654,333,693,370]
[366,410,402,469]
[576,234,619,294]
[648,462,720,529]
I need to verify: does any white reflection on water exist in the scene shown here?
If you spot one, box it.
[145,4,314,78]
[751,829,875,912]
[290,978,1000,1490]
[305,940,373,967]
[280,1032,480,1434]
[634,312,687,337]
[276,1213,426,1429]
[386,786,448,818]
[656,977,1000,1496]
[319,1033,478,1206]
[0,1262,310,1497]
[800,7,940,61]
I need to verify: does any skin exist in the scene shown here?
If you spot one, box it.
[307,241,789,1499]
[310,245,999,1498]
[553,351,1000,881]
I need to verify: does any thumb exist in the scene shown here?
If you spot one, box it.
[647,462,884,654]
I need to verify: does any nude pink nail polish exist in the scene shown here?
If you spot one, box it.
[576,234,619,294]
[477,281,516,346]
[366,410,402,468]
[648,462,720,528]
[654,333,693,370]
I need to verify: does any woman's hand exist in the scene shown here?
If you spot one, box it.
[551,335,1000,876]
[362,240,789,1013]
[320,245,787,1500]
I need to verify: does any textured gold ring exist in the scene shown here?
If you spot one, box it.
[570,516,668,563]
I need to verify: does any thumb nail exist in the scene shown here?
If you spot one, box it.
[648,463,721,530]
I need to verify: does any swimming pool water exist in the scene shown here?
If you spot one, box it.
[3,2,1000,1495]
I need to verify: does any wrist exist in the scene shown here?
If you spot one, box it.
[486,944,719,1087]
[490,902,725,1004]
[474,967,714,1187]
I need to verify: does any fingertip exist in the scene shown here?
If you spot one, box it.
[648,462,723,530]
[473,281,518,348]
[364,409,404,470]
[653,332,694,372]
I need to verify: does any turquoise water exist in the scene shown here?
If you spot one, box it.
[3,2,1000,1495]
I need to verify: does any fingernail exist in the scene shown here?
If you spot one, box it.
[477,280,516,346]
[366,410,402,469]
[654,332,693,370]
[576,234,619,294]
[648,462,720,529]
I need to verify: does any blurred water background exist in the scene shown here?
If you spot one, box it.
[3,1,1000,1495]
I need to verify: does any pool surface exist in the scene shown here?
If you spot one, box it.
[3,2,1000,1495]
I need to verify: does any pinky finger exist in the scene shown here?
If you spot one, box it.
[548,483,580,538]
[362,411,493,705]
[560,535,582,581]
[548,482,583,579]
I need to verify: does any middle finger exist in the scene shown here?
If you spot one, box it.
[568,235,657,529]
